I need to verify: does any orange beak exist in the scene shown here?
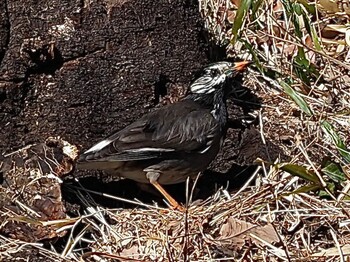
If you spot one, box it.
[233,60,251,72]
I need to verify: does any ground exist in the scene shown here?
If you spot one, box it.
[1,0,350,261]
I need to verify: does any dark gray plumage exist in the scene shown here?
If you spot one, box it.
[77,61,249,208]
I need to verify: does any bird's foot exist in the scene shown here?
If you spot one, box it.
[171,203,186,212]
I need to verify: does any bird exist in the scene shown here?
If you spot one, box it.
[77,61,250,210]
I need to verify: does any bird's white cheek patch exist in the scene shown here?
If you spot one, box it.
[85,139,113,153]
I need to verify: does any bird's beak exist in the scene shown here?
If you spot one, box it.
[233,60,251,72]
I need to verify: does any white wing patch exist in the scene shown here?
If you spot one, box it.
[85,139,113,154]
[125,147,175,153]
[199,144,212,154]
[210,103,221,120]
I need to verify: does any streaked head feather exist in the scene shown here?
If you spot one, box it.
[189,62,233,94]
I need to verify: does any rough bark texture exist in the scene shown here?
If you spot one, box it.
[0,0,210,154]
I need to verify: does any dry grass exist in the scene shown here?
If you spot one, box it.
[3,165,349,261]
[0,235,67,261]
[1,0,350,261]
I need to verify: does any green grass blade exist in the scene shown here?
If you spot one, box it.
[296,0,316,15]
[321,121,350,163]
[231,0,252,44]
[319,183,336,197]
[310,25,322,51]
[280,0,293,18]
[241,39,264,72]
[251,0,264,15]
[275,163,321,184]
[280,80,313,116]
[321,160,346,183]
[293,48,312,86]
[291,3,303,39]
[289,183,322,195]
[299,4,321,51]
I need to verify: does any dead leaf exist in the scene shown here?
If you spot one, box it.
[275,42,298,58]
[318,0,341,13]
[231,0,240,8]
[249,224,280,245]
[318,0,350,15]
[219,217,256,239]
[227,10,236,24]
[273,0,284,13]
[216,217,280,250]
[345,28,350,46]
[327,24,348,34]
[304,36,317,63]
[119,245,139,258]
[311,244,350,257]
[336,44,346,53]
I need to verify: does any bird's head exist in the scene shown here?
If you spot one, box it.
[189,61,250,95]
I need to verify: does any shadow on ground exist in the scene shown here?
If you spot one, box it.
[62,164,257,212]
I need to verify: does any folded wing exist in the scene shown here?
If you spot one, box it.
[77,100,220,168]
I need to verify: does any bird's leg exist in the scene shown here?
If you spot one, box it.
[152,181,185,211]
[146,171,185,211]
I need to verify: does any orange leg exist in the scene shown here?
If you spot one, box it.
[151,181,185,211]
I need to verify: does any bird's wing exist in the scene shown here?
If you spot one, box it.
[78,100,220,165]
